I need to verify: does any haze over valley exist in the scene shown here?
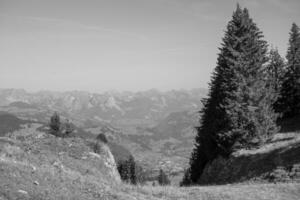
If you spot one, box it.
[0,88,207,181]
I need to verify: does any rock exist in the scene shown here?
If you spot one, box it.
[17,190,28,195]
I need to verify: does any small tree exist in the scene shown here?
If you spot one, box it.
[96,133,108,143]
[117,156,139,185]
[180,168,192,186]
[128,156,137,184]
[135,164,146,184]
[64,119,74,137]
[49,112,61,136]
[117,159,131,182]
[158,169,170,186]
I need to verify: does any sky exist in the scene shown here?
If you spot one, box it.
[0,0,299,93]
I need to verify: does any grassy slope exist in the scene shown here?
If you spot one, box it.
[199,132,300,185]
[0,112,27,136]
[0,124,299,200]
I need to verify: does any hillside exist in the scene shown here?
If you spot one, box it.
[0,112,27,136]
[1,125,300,200]
[199,132,300,185]
[0,125,122,199]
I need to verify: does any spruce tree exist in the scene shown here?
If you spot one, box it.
[180,168,192,186]
[158,169,170,186]
[276,23,300,118]
[117,156,137,184]
[225,54,278,148]
[49,112,61,136]
[185,5,278,185]
[128,156,137,185]
[266,48,286,93]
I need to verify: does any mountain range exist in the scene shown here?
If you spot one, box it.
[0,88,207,182]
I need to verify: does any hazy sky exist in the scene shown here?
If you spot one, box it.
[0,0,299,93]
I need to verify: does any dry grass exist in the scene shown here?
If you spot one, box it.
[235,132,300,156]
[120,183,300,200]
[0,126,299,200]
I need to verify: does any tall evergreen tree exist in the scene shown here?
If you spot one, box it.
[184,5,278,185]
[225,53,278,148]
[266,48,286,93]
[276,23,300,118]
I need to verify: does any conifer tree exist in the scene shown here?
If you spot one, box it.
[276,23,300,118]
[180,168,192,186]
[96,133,108,144]
[49,112,61,136]
[128,155,137,184]
[117,156,137,184]
[267,48,286,93]
[185,5,278,185]
[158,169,170,186]
[117,160,130,181]
[225,54,278,148]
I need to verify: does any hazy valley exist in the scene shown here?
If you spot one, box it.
[0,88,207,182]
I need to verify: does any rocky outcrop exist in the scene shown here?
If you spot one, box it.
[198,134,300,185]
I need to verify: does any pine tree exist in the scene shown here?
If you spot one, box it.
[117,156,137,184]
[276,23,300,118]
[158,169,170,186]
[180,168,192,186]
[225,54,278,148]
[128,155,137,185]
[135,164,146,184]
[266,48,286,93]
[49,112,61,136]
[96,133,108,144]
[185,5,278,185]
[117,160,129,181]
